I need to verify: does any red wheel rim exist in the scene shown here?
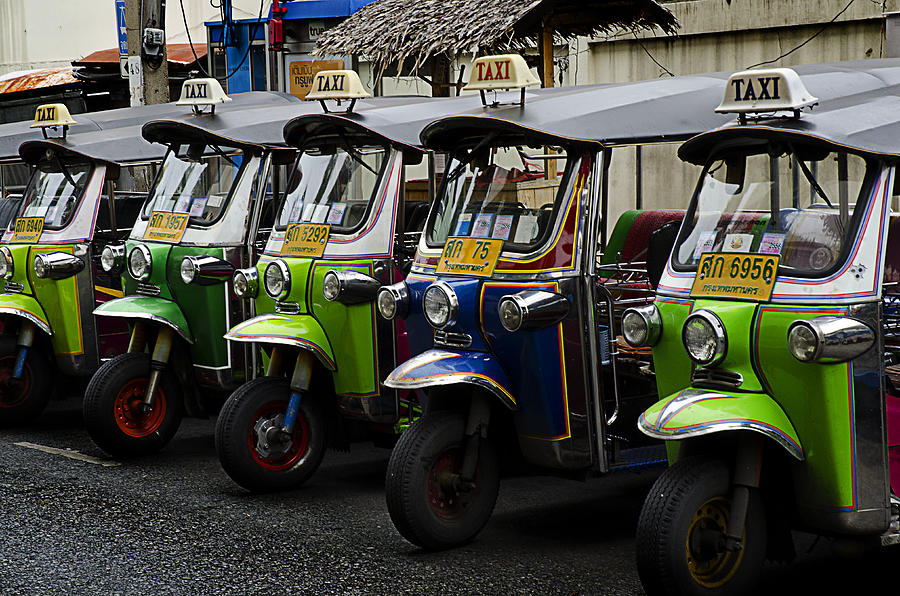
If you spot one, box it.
[113,378,167,438]
[0,354,32,409]
[426,444,479,521]
[247,401,310,471]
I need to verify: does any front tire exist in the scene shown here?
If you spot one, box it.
[385,411,499,550]
[83,352,183,457]
[215,376,327,492]
[636,456,767,596]
[0,337,52,426]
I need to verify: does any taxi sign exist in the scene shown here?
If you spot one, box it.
[715,68,817,115]
[305,70,370,101]
[463,54,540,92]
[435,237,503,277]
[281,223,330,258]
[10,217,44,243]
[690,252,779,301]
[144,211,189,243]
[30,104,77,129]
[176,78,232,108]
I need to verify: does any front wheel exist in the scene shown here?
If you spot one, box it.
[636,456,767,596]
[215,376,327,492]
[385,411,499,551]
[83,352,183,457]
[0,337,52,426]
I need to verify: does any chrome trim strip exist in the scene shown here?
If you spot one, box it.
[384,373,517,411]
[0,307,52,335]
[91,310,192,344]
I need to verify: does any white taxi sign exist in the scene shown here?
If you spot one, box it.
[176,78,232,107]
[305,70,371,101]
[30,104,77,129]
[464,54,540,92]
[715,68,817,115]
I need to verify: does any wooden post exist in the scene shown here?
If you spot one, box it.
[539,18,557,179]
[431,54,451,97]
[126,0,169,106]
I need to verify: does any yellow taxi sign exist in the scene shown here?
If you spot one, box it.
[30,104,77,129]
[281,223,330,257]
[305,70,371,101]
[10,217,44,243]
[176,78,232,107]
[144,211,189,243]
[435,237,503,277]
[716,68,817,115]
[689,253,779,301]
[464,55,540,92]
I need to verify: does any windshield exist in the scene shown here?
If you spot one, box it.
[18,161,92,230]
[276,145,387,233]
[141,151,243,225]
[427,147,570,252]
[674,146,874,277]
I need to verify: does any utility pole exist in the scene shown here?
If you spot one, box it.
[126,0,170,106]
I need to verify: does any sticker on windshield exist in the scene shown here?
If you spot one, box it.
[472,213,493,237]
[492,214,513,240]
[327,203,346,225]
[301,203,315,222]
[10,217,44,243]
[436,237,503,277]
[758,232,785,255]
[692,231,717,260]
[144,211,189,243]
[189,198,207,217]
[724,233,754,253]
[690,252,779,302]
[454,214,472,236]
[281,223,330,258]
[312,204,330,224]
[173,196,192,213]
[513,214,538,244]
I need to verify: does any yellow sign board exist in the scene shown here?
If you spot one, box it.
[31,103,77,129]
[281,223,330,258]
[288,60,345,100]
[144,211,189,243]
[436,237,503,277]
[690,253,779,301]
[10,217,44,243]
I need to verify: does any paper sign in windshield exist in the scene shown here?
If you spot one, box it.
[436,237,502,277]
[281,223,330,258]
[759,232,785,255]
[690,252,779,301]
[492,215,513,240]
[144,211,189,243]
[10,217,44,243]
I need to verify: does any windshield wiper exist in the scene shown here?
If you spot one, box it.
[51,152,77,187]
[335,131,379,175]
[794,156,833,208]
[444,131,501,185]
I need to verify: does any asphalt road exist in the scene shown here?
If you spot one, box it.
[0,399,896,595]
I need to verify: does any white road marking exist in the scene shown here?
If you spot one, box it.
[14,442,121,467]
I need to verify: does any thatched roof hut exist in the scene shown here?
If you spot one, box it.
[315,0,678,81]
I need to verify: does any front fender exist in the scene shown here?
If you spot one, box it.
[0,293,51,335]
[639,388,804,460]
[385,349,517,411]
[225,314,336,371]
[93,295,193,344]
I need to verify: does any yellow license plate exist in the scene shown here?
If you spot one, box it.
[690,253,779,301]
[435,237,503,277]
[281,223,330,258]
[144,211,189,243]
[10,217,44,243]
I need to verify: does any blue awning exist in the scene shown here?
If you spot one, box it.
[278,0,377,20]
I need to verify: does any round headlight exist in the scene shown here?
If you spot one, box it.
[180,257,196,284]
[100,244,125,274]
[423,281,458,329]
[788,323,818,362]
[128,245,152,281]
[33,254,48,279]
[233,268,259,299]
[682,310,727,367]
[0,246,12,279]
[376,282,409,320]
[622,304,662,348]
[323,271,341,301]
[264,260,291,300]
[498,299,523,332]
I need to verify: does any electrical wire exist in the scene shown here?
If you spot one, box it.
[745,0,857,69]
[180,0,268,82]
[632,29,675,77]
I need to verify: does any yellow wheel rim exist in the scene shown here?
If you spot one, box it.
[686,496,745,589]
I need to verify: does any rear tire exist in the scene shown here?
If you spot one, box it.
[0,337,52,426]
[215,376,327,492]
[83,352,183,457]
[385,411,499,550]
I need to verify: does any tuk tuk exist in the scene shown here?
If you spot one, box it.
[0,104,179,425]
[624,69,900,594]
[83,80,316,456]
[217,70,449,492]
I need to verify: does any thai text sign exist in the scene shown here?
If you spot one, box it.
[690,253,779,301]
[436,237,503,277]
[281,223,330,258]
[144,211,189,243]
[10,217,44,243]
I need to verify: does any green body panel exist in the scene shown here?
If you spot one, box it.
[310,260,379,397]
[226,313,336,371]
[652,298,695,398]
[0,291,50,332]
[94,295,192,342]
[601,209,641,265]
[692,299,764,392]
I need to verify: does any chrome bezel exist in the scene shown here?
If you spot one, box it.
[100,244,126,275]
[33,251,85,280]
[682,309,727,367]
[232,267,259,299]
[128,244,153,281]
[498,290,570,333]
[423,280,458,330]
[264,260,291,300]
[376,281,409,320]
[180,255,234,286]
[787,316,874,363]
[0,246,13,279]
[322,269,381,304]
[622,304,662,347]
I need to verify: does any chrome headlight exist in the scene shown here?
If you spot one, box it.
[232,267,259,299]
[180,255,234,286]
[788,316,874,363]
[622,304,662,347]
[376,281,409,320]
[682,310,727,367]
[100,244,125,275]
[423,281,458,329]
[33,251,85,280]
[264,260,291,300]
[498,290,570,332]
[0,246,13,279]
[322,270,381,304]
[128,245,152,281]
